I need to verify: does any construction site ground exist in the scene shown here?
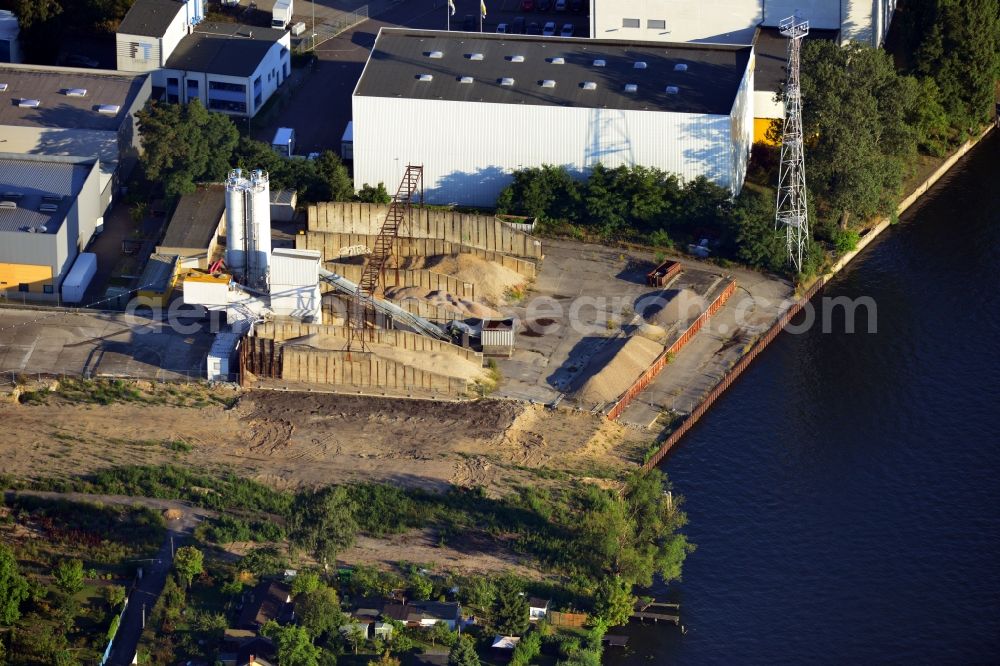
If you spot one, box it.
[0,387,645,495]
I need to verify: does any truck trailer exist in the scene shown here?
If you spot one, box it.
[272,0,293,29]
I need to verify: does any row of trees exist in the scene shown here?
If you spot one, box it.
[135,99,388,203]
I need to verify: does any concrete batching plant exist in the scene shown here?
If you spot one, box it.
[225,169,272,290]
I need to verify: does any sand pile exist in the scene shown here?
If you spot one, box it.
[385,286,500,319]
[402,254,526,305]
[636,322,667,342]
[638,288,706,328]
[574,334,664,406]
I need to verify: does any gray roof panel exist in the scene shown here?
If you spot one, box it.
[0,156,93,234]
[160,184,225,249]
[118,0,186,38]
[165,23,286,77]
[355,29,752,116]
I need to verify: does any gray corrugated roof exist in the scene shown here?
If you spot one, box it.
[160,184,225,249]
[118,0,186,38]
[139,253,178,292]
[355,29,752,116]
[0,65,147,131]
[165,23,286,77]
[0,156,93,234]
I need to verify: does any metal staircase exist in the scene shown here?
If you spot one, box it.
[347,165,423,351]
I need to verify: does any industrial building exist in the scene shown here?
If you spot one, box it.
[116,0,291,117]
[156,184,225,269]
[589,0,896,48]
[0,154,102,301]
[0,63,151,211]
[352,29,754,207]
[1,10,21,63]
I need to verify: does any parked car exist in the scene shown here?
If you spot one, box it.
[64,54,99,68]
[527,21,541,34]
[538,0,553,11]
[555,0,567,10]
[520,0,534,10]
[496,22,508,33]
[512,16,526,33]
[569,0,583,12]
[560,22,574,36]
[542,21,557,36]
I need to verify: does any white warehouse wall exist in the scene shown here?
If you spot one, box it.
[761,0,840,29]
[591,0,761,44]
[353,96,741,208]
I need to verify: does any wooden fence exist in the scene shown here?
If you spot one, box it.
[281,347,469,394]
[639,277,827,470]
[308,202,543,259]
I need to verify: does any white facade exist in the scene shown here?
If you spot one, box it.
[353,57,754,207]
[155,34,291,117]
[116,5,189,72]
[592,0,896,48]
[270,248,321,321]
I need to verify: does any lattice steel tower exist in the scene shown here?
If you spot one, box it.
[775,16,810,272]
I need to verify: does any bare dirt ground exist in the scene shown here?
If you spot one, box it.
[0,386,644,495]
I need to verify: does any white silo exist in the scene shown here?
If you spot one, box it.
[225,169,272,288]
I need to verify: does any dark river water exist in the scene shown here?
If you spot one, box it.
[607,132,1000,665]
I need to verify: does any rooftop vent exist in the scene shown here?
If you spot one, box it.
[624,83,638,93]
[499,77,515,86]
[592,59,606,67]
[581,81,597,90]
[2,192,22,200]
[665,85,679,94]
[548,57,565,64]
[42,194,62,202]
[63,88,87,96]
[634,61,648,69]
[96,104,121,115]
[0,83,7,92]
[17,98,40,108]
[0,201,17,210]
[427,50,444,58]
[509,54,525,62]
[38,204,58,213]
[540,79,556,88]
[468,52,484,60]
[416,73,434,82]
[458,76,474,83]
[25,225,48,233]
[674,63,688,72]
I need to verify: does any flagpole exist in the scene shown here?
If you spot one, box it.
[447,0,450,30]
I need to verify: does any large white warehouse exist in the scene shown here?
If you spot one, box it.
[352,29,754,207]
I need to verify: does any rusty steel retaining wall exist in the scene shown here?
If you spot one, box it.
[639,277,826,471]
[606,279,737,421]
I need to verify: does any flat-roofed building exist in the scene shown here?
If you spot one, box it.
[0,64,151,211]
[352,29,754,206]
[116,0,204,72]
[0,153,101,300]
[156,184,225,269]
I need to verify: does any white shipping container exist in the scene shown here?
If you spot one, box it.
[183,278,230,306]
[61,252,97,303]
[291,21,307,36]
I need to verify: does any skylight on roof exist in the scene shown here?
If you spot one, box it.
[634,61,648,69]
[665,85,679,94]
[468,53,484,60]
[592,59,606,67]
[540,80,556,88]
[417,74,434,82]
[624,83,638,93]
[458,76,474,83]
[549,57,565,64]
[674,63,688,72]
[17,99,40,108]
[499,77,515,86]
[0,84,8,92]
[64,88,88,96]
[509,55,525,63]
[582,81,597,90]
[97,104,121,114]
[428,50,444,58]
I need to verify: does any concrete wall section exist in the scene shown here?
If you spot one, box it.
[280,347,468,394]
[321,263,477,301]
[352,95,739,207]
[308,203,544,260]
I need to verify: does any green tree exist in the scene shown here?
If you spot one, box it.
[458,575,496,609]
[0,544,30,625]
[315,151,355,201]
[292,570,322,597]
[447,635,481,666]
[5,0,63,28]
[509,630,541,666]
[262,621,322,666]
[298,586,344,641]
[495,164,581,221]
[290,487,358,568]
[493,576,529,636]
[101,584,127,611]
[430,620,457,647]
[54,559,84,595]
[407,570,433,600]
[173,546,204,588]
[592,577,634,627]
[345,623,367,654]
[137,99,239,197]
[356,182,392,204]
[728,188,786,273]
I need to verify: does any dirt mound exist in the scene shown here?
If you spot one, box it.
[639,288,706,328]
[574,335,664,406]
[403,254,526,305]
[386,286,500,319]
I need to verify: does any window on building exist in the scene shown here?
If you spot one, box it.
[43,284,54,294]
[208,81,246,93]
[648,19,666,30]
[186,79,199,101]
[622,18,640,28]
[18,283,29,292]
[166,77,179,104]
[253,76,263,109]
